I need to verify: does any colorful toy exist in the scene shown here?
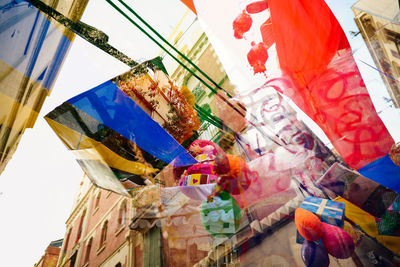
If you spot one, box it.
[186,163,215,175]
[321,222,355,259]
[173,140,226,181]
[295,208,323,242]
[301,240,329,267]
[188,139,224,160]
[299,197,345,228]
[200,191,242,238]
[179,173,218,186]
[217,155,253,195]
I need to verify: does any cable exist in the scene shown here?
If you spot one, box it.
[359,59,398,82]
[106,0,251,120]
[105,0,287,148]
[104,0,222,96]
[115,0,231,97]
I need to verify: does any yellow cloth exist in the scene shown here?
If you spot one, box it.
[335,197,400,254]
[46,118,158,176]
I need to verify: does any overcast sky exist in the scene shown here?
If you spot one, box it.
[0,0,399,266]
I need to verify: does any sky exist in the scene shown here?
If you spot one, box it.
[0,0,399,266]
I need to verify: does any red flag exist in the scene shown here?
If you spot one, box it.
[267,0,394,169]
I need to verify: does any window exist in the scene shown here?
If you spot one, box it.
[100,221,108,247]
[93,192,101,215]
[115,263,122,267]
[76,210,86,243]
[84,238,92,264]
[95,192,101,208]
[63,228,72,254]
[118,201,127,227]
[69,251,77,267]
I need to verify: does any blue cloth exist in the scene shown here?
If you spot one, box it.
[358,155,400,194]
[68,80,196,166]
[0,0,71,91]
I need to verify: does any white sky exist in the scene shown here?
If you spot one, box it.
[0,0,399,266]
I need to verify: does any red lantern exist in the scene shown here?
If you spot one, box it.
[233,11,253,39]
[246,0,268,14]
[247,42,269,74]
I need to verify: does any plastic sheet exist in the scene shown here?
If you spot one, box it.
[192,0,400,189]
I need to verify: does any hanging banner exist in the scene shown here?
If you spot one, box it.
[45,60,197,196]
[192,0,400,191]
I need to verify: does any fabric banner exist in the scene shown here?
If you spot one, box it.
[192,0,399,190]
[45,61,197,196]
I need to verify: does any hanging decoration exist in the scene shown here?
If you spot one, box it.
[301,240,330,267]
[191,0,400,193]
[320,222,355,259]
[233,11,253,39]
[247,42,269,75]
[115,64,200,143]
[45,60,198,196]
[200,191,242,238]
[316,163,398,217]
[294,199,355,259]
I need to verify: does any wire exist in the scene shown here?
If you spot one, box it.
[105,0,288,148]
[115,0,231,96]
[106,0,251,120]
[359,59,398,82]
[105,0,221,93]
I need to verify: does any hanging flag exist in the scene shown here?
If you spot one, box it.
[45,61,197,196]
[180,0,197,14]
[192,0,400,192]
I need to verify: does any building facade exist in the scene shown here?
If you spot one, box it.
[0,0,88,174]
[352,0,400,107]
[35,239,63,267]
[56,175,143,267]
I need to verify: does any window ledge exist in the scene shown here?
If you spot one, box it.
[106,190,112,198]
[71,243,80,254]
[97,244,106,255]
[115,225,125,236]
[82,262,89,267]
[92,206,99,215]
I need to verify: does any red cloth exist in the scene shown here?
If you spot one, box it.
[180,0,196,14]
[267,0,394,169]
